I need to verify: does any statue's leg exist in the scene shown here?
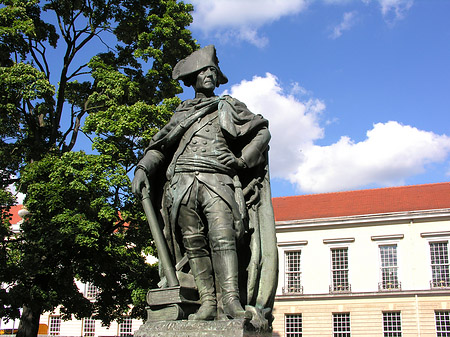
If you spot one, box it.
[209,227,247,319]
[186,254,216,320]
[202,190,247,319]
[179,201,217,320]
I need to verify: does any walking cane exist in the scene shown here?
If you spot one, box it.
[141,185,179,287]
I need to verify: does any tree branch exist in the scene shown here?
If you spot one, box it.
[28,38,48,78]
[61,108,86,153]
[68,64,89,80]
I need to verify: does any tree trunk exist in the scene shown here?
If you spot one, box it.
[16,305,42,337]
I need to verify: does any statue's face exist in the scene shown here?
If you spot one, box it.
[194,66,218,95]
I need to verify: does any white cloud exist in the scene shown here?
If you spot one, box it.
[190,0,308,47]
[330,11,358,39]
[292,122,450,193]
[223,74,450,194]
[191,0,308,30]
[189,0,413,46]
[324,0,413,22]
[218,26,269,48]
[378,0,413,22]
[223,73,324,178]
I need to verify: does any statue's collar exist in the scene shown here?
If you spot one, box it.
[189,96,218,105]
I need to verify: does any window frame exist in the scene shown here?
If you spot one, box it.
[378,244,401,291]
[83,317,95,337]
[285,313,302,337]
[283,250,303,294]
[330,246,351,293]
[333,312,351,337]
[382,311,402,337]
[435,310,450,337]
[85,283,99,300]
[48,315,61,336]
[429,241,450,289]
[118,317,133,337]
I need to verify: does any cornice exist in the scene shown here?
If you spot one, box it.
[276,208,450,232]
[276,288,450,301]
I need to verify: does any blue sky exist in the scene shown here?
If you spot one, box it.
[11,0,448,202]
[181,0,450,197]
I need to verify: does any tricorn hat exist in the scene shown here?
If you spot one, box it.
[172,45,228,86]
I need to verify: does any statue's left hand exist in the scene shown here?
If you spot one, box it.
[218,152,246,169]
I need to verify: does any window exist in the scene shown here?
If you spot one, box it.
[383,312,402,337]
[119,317,133,337]
[48,316,61,336]
[333,313,351,337]
[379,245,400,290]
[436,311,450,337]
[331,248,350,292]
[284,251,302,294]
[285,314,302,337]
[430,242,450,288]
[83,318,95,337]
[85,283,99,299]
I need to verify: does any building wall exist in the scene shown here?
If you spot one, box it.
[273,295,450,336]
[277,217,450,295]
[39,311,143,337]
[6,192,449,336]
[273,211,450,336]
[38,281,144,336]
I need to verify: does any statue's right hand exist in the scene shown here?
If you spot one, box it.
[131,169,150,198]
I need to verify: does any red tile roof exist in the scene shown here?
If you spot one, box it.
[272,182,450,222]
[5,204,25,224]
[8,182,450,224]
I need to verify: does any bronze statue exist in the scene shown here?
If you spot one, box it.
[132,45,277,330]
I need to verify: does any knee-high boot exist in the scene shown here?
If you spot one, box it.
[211,248,247,319]
[188,256,217,320]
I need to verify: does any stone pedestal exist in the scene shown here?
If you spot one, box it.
[134,319,272,337]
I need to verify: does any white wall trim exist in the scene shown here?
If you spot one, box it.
[278,240,308,247]
[371,234,405,241]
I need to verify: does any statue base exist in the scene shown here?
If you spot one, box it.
[133,319,272,337]
[146,286,200,321]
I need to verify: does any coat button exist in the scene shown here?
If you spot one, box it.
[195,171,199,175]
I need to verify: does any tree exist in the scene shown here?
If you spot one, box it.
[0,0,197,336]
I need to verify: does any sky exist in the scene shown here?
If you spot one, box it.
[178,0,450,197]
[8,0,450,202]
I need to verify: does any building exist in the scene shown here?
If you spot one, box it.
[1,205,27,335]
[39,283,142,337]
[272,182,450,337]
[5,182,450,336]
[2,205,143,336]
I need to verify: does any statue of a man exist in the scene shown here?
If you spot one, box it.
[132,45,277,326]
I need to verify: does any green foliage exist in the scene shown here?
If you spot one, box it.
[13,152,157,322]
[0,0,58,66]
[0,62,55,165]
[0,0,197,331]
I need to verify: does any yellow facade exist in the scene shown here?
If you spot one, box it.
[273,294,450,336]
